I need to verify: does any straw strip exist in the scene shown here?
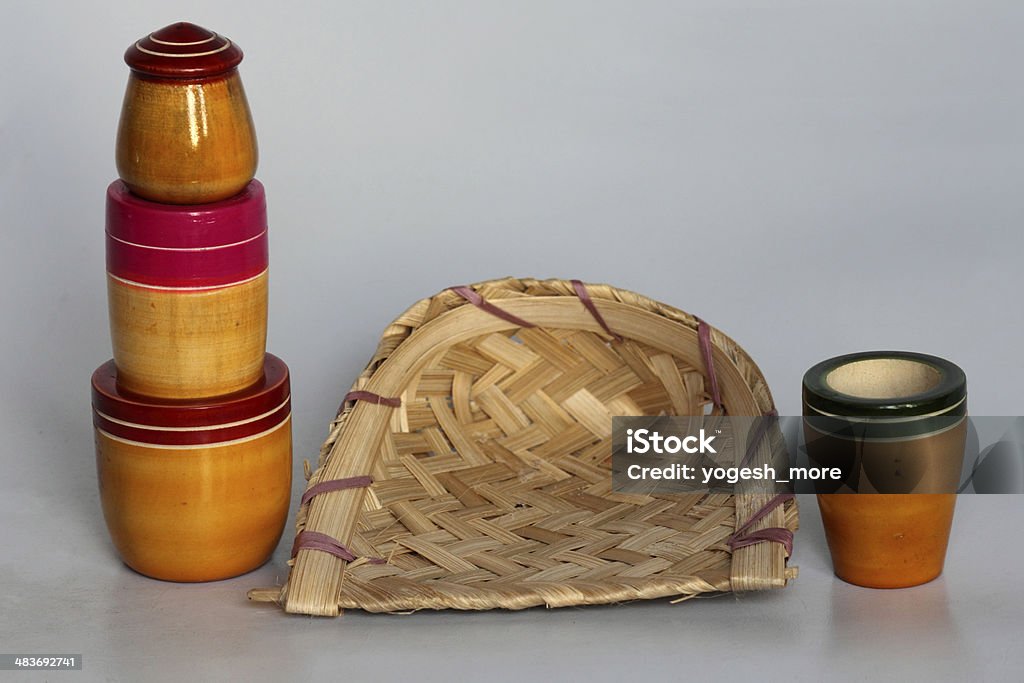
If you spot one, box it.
[571,279,623,342]
[726,493,794,556]
[696,319,723,411]
[300,475,374,507]
[450,286,537,328]
[290,531,387,565]
[336,390,402,416]
[291,531,358,561]
[739,409,780,467]
[344,391,402,407]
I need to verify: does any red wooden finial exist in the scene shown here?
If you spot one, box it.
[124,22,244,79]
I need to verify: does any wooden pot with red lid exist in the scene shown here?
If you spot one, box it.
[116,22,257,204]
[92,354,292,582]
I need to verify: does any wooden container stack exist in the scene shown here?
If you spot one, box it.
[92,23,291,582]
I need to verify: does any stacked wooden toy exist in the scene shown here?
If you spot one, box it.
[91,23,292,582]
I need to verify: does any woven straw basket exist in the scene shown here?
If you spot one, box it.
[250,278,797,615]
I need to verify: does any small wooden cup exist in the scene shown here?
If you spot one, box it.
[803,351,967,588]
[106,179,268,400]
[116,22,257,204]
[92,354,292,582]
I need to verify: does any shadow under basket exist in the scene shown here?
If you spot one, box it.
[250,278,798,615]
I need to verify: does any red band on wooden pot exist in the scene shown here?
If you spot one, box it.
[105,180,268,288]
[91,354,291,446]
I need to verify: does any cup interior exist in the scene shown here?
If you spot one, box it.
[825,358,942,400]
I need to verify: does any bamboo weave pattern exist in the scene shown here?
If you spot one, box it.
[251,278,797,615]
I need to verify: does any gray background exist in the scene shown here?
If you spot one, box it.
[1,1,1022,681]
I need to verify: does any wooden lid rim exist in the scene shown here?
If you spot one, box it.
[105,180,269,287]
[802,350,967,418]
[91,354,290,429]
[106,180,266,249]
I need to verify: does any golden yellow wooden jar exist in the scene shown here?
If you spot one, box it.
[106,180,268,399]
[92,354,292,582]
[116,22,257,204]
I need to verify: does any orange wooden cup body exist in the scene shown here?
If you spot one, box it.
[816,494,957,588]
[92,355,292,582]
[105,180,268,399]
[116,23,257,204]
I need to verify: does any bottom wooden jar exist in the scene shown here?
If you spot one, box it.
[92,354,292,582]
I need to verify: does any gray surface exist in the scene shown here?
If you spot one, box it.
[1,2,1022,681]
[3,494,1023,682]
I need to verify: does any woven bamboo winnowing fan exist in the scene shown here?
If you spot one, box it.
[250,278,797,615]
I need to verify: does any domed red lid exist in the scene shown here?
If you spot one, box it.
[124,22,243,79]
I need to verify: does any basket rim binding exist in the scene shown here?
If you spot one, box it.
[252,277,796,615]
